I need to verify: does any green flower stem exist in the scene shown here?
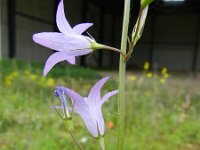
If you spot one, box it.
[66,118,74,132]
[66,120,84,150]
[92,42,126,58]
[117,0,130,150]
[102,45,126,58]
[70,131,84,150]
[98,136,105,150]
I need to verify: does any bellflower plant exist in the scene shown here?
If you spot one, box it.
[53,77,118,150]
[53,77,118,137]
[33,0,124,76]
[117,0,154,149]
[33,0,155,149]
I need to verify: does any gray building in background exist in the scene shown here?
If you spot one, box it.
[1,0,200,71]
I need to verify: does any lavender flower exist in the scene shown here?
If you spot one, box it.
[33,0,100,76]
[53,77,118,137]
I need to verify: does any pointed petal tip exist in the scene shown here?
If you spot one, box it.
[73,23,94,34]
[101,76,110,82]
[43,71,47,77]
[112,90,119,94]
[56,0,73,34]
[66,57,76,64]
[32,33,44,44]
[100,90,118,105]
[88,76,111,101]
[32,33,38,42]
[58,0,64,9]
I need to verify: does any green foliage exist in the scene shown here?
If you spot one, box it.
[0,59,98,79]
[0,60,200,150]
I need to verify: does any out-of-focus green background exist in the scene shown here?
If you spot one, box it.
[0,59,200,150]
[1,0,200,149]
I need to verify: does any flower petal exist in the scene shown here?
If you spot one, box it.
[88,77,110,103]
[43,52,75,76]
[33,32,66,51]
[56,0,73,34]
[100,90,118,105]
[33,32,91,51]
[79,110,99,137]
[86,104,105,136]
[62,87,99,137]
[73,23,93,34]
[65,49,92,56]
[96,107,105,135]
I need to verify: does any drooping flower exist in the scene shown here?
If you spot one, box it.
[33,0,103,76]
[53,77,118,137]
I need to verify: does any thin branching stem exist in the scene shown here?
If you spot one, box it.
[102,45,126,58]
[70,131,84,150]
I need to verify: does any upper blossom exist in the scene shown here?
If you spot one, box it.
[33,0,96,76]
[53,77,118,137]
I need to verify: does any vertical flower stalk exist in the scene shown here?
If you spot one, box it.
[117,0,130,150]
[33,0,125,77]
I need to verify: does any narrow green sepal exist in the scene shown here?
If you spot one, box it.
[131,5,149,45]
[141,0,154,9]
[91,41,105,50]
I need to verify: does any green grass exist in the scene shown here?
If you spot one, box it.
[0,59,200,150]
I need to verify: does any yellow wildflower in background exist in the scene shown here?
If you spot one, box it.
[29,74,37,81]
[147,72,153,78]
[160,78,166,84]
[128,75,137,81]
[143,61,150,71]
[161,67,167,74]
[11,71,18,77]
[5,76,12,86]
[38,77,46,87]
[24,70,31,75]
[4,71,18,86]
[161,67,169,78]
[46,78,56,87]
[163,73,169,78]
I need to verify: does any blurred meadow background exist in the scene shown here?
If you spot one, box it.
[0,59,200,150]
[1,0,200,149]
